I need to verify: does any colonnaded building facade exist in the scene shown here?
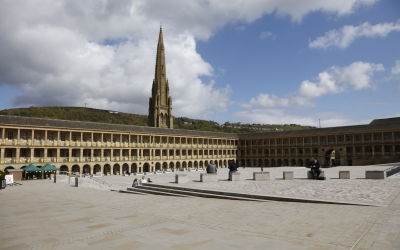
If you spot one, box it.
[1,29,400,174]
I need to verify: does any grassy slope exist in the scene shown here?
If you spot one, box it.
[0,107,313,133]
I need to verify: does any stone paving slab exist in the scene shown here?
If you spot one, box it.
[1,179,400,249]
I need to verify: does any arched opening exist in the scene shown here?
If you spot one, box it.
[188,161,193,169]
[60,165,69,174]
[325,149,340,167]
[265,159,270,167]
[162,162,168,170]
[271,159,276,167]
[155,162,161,171]
[290,159,296,166]
[305,158,311,167]
[223,160,227,168]
[182,161,187,170]
[199,161,203,168]
[194,161,198,169]
[143,163,150,173]
[93,164,101,174]
[246,159,251,167]
[131,163,138,173]
[283,159,289,166]
[277,159,282,167]
[4,166,15,174]
[258,159,263,167]
[169,162,174,170]
[113,164,120,175]
[122,163,129,174]
[103,164,111,175]
[176,162,181,171]
[71,165,80,174]
[219,160,222,167]
[240,160,245,167]
[83,164,91,175]
[298,159,304,167]
[204,161,208,167]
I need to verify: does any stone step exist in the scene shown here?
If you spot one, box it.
[124,187,189,197]
[134,185,267,202]
[139,183,379,206]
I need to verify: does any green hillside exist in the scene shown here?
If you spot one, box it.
[0,106,313,133]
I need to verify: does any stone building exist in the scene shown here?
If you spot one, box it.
[0,29,399,174]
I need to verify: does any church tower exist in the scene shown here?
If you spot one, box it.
[148,27,173,129]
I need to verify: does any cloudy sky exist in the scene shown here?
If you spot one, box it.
[0,0,399,127]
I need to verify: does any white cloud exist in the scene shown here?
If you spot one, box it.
[259,31,276,40]
[310,21,400,49]
[234,109,352,127]
[392,60,400,75]
[0,0,378,119]
[238,61,383,125]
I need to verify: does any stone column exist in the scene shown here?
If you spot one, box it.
[16,148,20,163]
[0,148,4,164]
[17,129,20,140]
[56,148,60,163]
[30,148,34,163]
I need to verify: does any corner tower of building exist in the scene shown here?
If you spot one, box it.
[148,27,173,129]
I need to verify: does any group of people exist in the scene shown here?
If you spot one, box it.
[132,176,152,187]
[205,160,239,174]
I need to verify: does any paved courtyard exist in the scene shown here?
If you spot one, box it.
[1,166,400,249]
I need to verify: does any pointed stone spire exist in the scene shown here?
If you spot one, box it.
[148,27,173,129]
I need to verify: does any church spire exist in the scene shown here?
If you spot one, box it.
[148,27,173,129]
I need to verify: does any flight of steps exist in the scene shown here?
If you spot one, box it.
[120,183,376,206]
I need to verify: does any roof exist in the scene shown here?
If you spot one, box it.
[240,117,400,138]
[0,115,238,139]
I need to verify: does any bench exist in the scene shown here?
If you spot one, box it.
[175,174,189,184]
[228,171,240,181]
[307,170,325,179]
[253,172,270,181]
[339,171,350,179]
[283,171,294,180]
[365,170,386,179]
[200,173,218,182]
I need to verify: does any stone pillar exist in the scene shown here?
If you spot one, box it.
[44,130,48,142]
[16,148,20,162]
[30,148,34,162]
[56,148,60,163]
[69,148,72,162]
[1,148,5,163]
[17,129,20,140]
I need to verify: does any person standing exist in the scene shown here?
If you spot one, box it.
[206,161,217,174]
[310,159,321,179]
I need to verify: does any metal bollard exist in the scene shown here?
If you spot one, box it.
[54,174,56,183]
[75,177,78,187]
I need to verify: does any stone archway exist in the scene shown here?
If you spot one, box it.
[265,159,270,167]
[283,159,289,166]
[169,162,174,171]
[113,164,120,175]
[277,159,282,167]
[82,164,91,175]
[71,165,80,174]
[131,163,138,173]
[60,165,69,174]
[122,163,129,174]
[182,161,187,170]
[176,162,181,171]
[298,159,304,167]
[290,159,296,166]
[155,162,161,171]
[93,164,101,174]
[325,149,340,167]
[162,162,168,170]
[4,166,15,174]
[143,163,150,173]
[103,164,111,175]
